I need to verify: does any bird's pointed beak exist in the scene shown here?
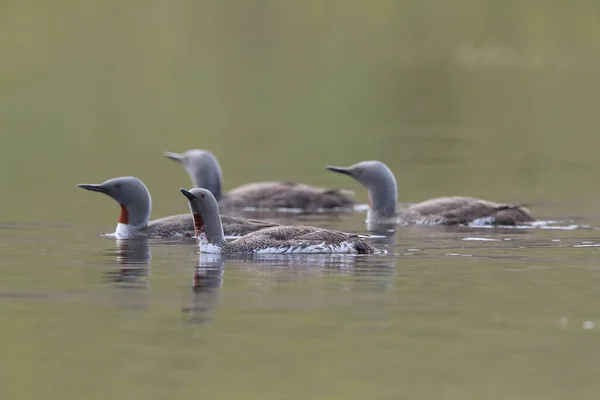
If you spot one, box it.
[164,152,184,163]
[77,183,108,193]
[180,188,196,201]
[325,165,353,176]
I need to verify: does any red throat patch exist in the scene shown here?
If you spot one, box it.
[193,214,205,235]
[193,271,202,288]
[119,205,129,224]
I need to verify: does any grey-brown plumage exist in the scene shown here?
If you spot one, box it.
[326,161,536,226]
[148,214,278,237]
[396,196,535,225]
[217,225,376,254]
[165,149,356,212]
[219,181,355,211]
[181,188,377,254]
[77,177,279,238]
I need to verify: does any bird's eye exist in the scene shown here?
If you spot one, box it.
[200,193,205,198]
[115,184,121,189]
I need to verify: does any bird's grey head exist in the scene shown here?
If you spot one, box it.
[326,161,397,218]
[180,187,224,243]
[326,161,395,188]
[164,149,223,200]
[77,177,152,226]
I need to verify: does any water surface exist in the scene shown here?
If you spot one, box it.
[2,1,600,399]
[3,218,600,399]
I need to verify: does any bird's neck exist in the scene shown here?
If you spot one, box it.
[190,168,223,201]
[194,213,226,245]
[114,196,152,238]
[367,182,397,220]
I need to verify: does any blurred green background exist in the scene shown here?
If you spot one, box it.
[1,0,599,222]
[3,3,600,400]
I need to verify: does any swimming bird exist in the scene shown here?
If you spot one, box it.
[180,188,377,254]
[77,177,279,238]
[326,161,536,226]
[164,149,356,212]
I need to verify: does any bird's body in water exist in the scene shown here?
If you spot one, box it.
[326,161,536,226]
[165,149,356,213]
[77,177,279,238]
[180,188,378,254]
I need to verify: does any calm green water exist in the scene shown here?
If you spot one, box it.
[2,1,600,399]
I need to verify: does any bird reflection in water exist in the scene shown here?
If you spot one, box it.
[105,238,151,288]
[102,238,152,311]
[179,227,398,325]
[182,253,224,325]
[221,243,397,293]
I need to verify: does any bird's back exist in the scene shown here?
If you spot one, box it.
[145,214,196,237]
[220,181,356,211]
[220,215,280,236]
[227,225,375,254]
[146,214,280,237]
[404,196,535,225]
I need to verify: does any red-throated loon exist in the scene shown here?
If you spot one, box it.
[77,176,279,238]
[164,149,356,212]
[326,160,536,226]
[180,188,377,254]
